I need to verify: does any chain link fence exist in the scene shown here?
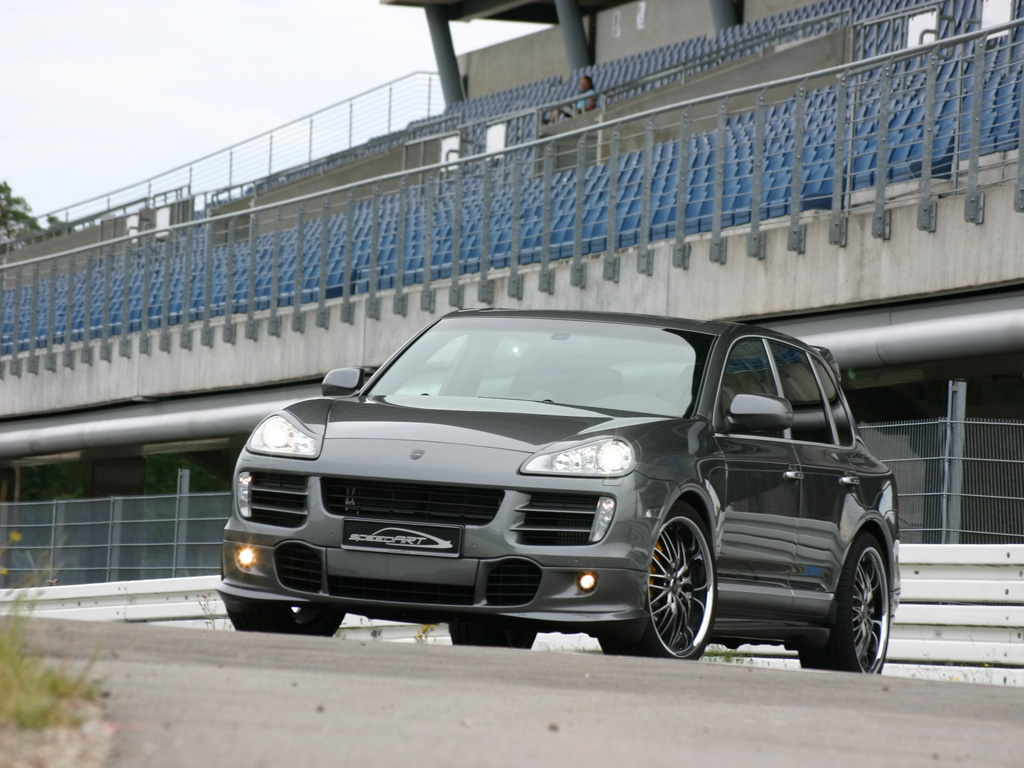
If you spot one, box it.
[2,417,1023,587]
[860,418,1024,545]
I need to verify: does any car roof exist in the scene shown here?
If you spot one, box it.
[443,308,808,348]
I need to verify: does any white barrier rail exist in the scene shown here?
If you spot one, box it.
[3,545,1022,682]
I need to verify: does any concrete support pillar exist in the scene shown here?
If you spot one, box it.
[424,5,465,105]
[708,0,739,34]
[554,0,592,72]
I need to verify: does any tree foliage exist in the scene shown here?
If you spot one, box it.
[0,181,42,243]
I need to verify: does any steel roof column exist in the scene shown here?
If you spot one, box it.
[708,0,738,34]
[424,5,464,105]
[555,0,591,71]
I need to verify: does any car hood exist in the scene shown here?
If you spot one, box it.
[319,395,664,453]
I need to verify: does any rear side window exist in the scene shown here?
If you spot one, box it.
[770,343,834,444]
[812,357,854,446]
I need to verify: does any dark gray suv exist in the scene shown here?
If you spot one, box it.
[218,310,899,673]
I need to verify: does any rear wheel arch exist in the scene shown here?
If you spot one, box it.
[847,519,895,581]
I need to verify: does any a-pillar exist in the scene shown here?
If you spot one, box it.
[424,4,465,105]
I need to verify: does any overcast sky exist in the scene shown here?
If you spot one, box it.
[1,0,546,218]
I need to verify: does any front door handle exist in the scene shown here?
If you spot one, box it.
[839,475,861,487]
[783,470,804,482]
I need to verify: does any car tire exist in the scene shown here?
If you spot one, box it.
[227,603,345,636]
[799,533,890,673]
[448,621,537,649]
[599,504,716,659]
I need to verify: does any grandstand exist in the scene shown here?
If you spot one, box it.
[3,0,1024,548]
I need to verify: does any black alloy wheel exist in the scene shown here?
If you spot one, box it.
[600,505,716,659]
[799,533,891,673]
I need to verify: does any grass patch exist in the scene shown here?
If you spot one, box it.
[0,610,98,730]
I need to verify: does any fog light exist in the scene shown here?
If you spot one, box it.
[577,572,598,593]
[237,547,256,568]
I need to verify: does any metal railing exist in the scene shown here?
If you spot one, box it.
[3,415,1024,587]
[6,72,443,242]
[3,17,1024,372]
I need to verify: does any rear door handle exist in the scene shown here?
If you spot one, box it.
[839,475,861,487]
[783,470,804,482]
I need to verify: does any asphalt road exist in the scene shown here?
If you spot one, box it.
[21,618,1024,768]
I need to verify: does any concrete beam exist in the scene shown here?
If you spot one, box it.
[424,5,465,104]
[554,0,591,72]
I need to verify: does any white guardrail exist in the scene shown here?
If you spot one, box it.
[2,545,1022,685]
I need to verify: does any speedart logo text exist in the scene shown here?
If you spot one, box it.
[348,527,455,550]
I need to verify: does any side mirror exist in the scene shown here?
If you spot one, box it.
[321,367,364,397]
[726,393,793,433]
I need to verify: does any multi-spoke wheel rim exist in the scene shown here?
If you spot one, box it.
[852,546,890,673]
[648,516,714,657]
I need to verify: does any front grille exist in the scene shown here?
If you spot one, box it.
[513,492,601,546]
[275,543,323,592]
[250,471,308,528]
[486,560,542,606]
[327,576,475,606]
[321,477,504,526]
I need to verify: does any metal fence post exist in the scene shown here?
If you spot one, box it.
[395,179,410,315]
[245,212,259,341]
[174,469,191,577]
[943,379,967,544]
[710,99,729,264]
[508,154,524,299]
[539,142,555,294]
[317,194,331,329]
[292,202,307,333]
[638,116,655,274]
[964,35,987,224]
[674,109,691,269]
[368,183,383,318]
[571,132,587,288]
[604,125,621,281]
[748,90,767,260]
[918,50,939,232]
[829,72,849,247]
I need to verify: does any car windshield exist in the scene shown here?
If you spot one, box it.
[368,316,713,417]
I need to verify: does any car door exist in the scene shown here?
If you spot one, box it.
[714,337,802,603]
[768,342,868,610]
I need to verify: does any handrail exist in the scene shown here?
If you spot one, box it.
[14,72,442,239]
[4,13,1017,272]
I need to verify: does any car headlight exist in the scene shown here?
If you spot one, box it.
[247,414,321,458]
[521,437,636,477]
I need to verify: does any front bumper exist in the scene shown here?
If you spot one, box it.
[218,535,651,640]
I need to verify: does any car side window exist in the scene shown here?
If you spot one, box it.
[812,357,854,446]
[721,338,778,413]
[770,342,835,444]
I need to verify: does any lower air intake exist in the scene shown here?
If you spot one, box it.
[275,543,323,593]
[485,560,542,606]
